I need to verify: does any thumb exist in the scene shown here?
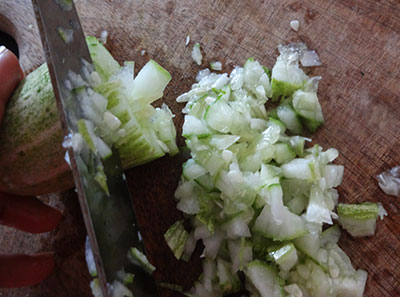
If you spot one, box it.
[0,46,23,124]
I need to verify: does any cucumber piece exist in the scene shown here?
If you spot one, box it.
[292,89,324,132]
[286,194,308,215]
[210,61,222,71]
[204,99,235,133]
[77,119,97,153]
[202,257,217,292]
[202,230,225,259]
[281,158,314,181]
[277,104,303,134]
[289,136,306,156]
[209,134,240,150]
[216,170,257,215]
[194,173,216,191]
[216,257,241,294]
[152,104,178,155]
[268,243,298,273]
[131,60,172,104]
[77,119,112,159]
[194,149,227,176]
[228,239,253,272]
[110,280,134,297]
[187,94,210,118]
[128,247,156,274]
[324,165,344,188]
[268,117,286,134]
[182,115,211,138]
[243,59,272,99]
[164,220,189,260]
[94,165,109,195]
[304,184,334,225]
[244,260,284,297]
[271,46,308,101]
[293,231,328,270]
[191,43,202,66]
[182,231,197,262]
[333,269,367,297]
[194,190,220,233]
[183,159,207,181]
[229,66,244,90]
[253,196,307,241]
[283,284,303,297]
[86,36,121,82]
[260,164,282,179]
[273,143,296,164]
[337,202,379,237]
[321,225,341,247]
[90,278,103,297]
[116,270,135,285]
[221,208,254,239]
[281,178,310,204]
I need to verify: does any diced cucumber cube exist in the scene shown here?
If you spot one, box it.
[337,202,379,237]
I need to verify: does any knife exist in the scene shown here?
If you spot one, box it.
[32,1,158,296]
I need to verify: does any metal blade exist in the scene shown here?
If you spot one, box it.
[32,1,158,296]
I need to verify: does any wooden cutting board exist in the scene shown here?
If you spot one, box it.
[0,0,399,296]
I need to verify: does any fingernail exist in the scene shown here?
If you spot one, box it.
[0,46,7,56]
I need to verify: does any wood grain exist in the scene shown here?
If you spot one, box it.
[0,0,399,296]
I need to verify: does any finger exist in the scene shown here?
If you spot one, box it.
[0,193,62,234]
[0,46,23,124]
[0,252,54,288]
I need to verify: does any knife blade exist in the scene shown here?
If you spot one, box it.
[32,1,158,296]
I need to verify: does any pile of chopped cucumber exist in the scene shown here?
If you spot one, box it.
[164,44,386,297]
[63,36,178,191]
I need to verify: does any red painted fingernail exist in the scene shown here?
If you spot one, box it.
[0,252,55,288]
[0,193,62,234]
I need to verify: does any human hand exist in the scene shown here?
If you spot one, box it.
[0,46,62,288]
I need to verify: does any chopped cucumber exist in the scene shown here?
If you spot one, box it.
[286,194,308,215]
[84,37,178,168]
[183,159,208,181]
[289,136,307,156]
[292,89,324,132]
[271,45,308,101]
[87,36,121,81]
[128,247,156,274]
[204,99,236,133]
[294,231,324,267]
[337,202,380,237]
[273,143,296,164]
[268,243,298,274]
[182,115,211,138]
[277,104,303,134]
[164,220,189,259]
[228,238,253,272]
[131,60,171,104]
[168,44,378,297]
[244,260,284,297]
[216,257,241,294]
[324,165,344,188]
[244,59,272,99]
[253,202,307,241]
[321,225,341,247]
[281,158,314,180]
